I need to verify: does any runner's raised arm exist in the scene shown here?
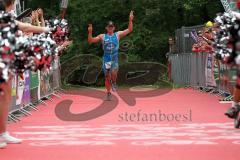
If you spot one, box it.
[88,24,103,43]
[117,11,134,40]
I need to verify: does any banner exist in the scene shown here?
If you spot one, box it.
[30,71,39,89]
[228,0,238,11]
[30,71,40,102]
[11,76,17,97]
[16,71,30,106]
[205,54,217,87]
[10,76,17,111]
[16,75,25,106]
[22,70,30,105]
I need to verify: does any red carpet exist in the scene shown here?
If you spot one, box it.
[0,88,239,160]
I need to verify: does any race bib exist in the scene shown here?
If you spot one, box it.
[105,61,112,70]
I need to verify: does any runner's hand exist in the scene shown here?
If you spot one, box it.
[129,11,134,21]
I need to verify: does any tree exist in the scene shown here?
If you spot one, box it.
[26,0,224,63]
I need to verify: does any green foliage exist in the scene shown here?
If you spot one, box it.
[27,0,224,64]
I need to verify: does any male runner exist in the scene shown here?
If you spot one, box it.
[88,11,134,101]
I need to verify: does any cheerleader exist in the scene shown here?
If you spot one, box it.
[0,0,52,149]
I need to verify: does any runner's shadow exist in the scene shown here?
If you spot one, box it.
[55,88,118,121]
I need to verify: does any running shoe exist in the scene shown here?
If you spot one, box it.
[0,132,22,144]
[225,107,239,119]
[106,92,112,101]
[112,82,118,92]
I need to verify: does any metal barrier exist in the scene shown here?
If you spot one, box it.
[169,53,206,87]
[8,57,63,122]
[168,52,236,98]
